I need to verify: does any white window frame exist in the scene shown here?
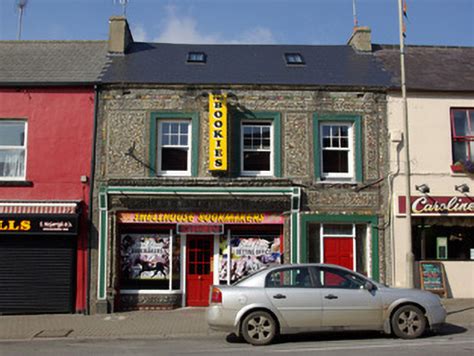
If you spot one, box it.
[320,122,354,180]
[0,120,27,181]
[157,120,192,176]
[240,121,274,177]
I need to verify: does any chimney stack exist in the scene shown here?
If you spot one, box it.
[347,26,372,52]
[108,16,133,55]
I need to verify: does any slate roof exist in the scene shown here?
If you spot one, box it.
[0,41,108,86]
[373,45,474,92]
[101,43,392,88]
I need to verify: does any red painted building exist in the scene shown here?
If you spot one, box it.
[0,42,107,314]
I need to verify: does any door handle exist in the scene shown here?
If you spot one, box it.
[273,294,286,299]
[324,294,338,300]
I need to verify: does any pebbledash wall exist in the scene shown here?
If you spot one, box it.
[90,86,389,313]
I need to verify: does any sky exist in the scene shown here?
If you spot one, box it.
[0,0,473,46]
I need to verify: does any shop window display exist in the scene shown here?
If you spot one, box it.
[120,233,180,290]
[413,224,474,261]
[219,234,282,284]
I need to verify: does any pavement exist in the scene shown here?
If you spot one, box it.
[0,299,472,342]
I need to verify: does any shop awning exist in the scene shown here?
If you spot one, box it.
[0,202,79,215]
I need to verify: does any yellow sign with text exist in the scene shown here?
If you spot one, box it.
[209,93,228,171]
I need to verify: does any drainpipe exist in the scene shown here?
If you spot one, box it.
[86,85,100,314]
[398,0,414,288]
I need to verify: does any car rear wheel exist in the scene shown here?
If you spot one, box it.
[241,311,277,346]
[391,305,427,339]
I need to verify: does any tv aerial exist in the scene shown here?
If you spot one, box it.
[16,0,28,40]
[114,0,129,17]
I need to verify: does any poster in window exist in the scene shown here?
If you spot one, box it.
[219,236,281,283]
[121,234,170,280]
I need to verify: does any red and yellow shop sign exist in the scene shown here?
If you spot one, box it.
[208,93,228,172]
[118,212,284,224]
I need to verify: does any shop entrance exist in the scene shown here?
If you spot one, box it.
[186,235,213,306]
[323,237,354,270]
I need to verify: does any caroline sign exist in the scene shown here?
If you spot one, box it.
[208,93,228,171]
[398,196,474,216]
[118,212,284,225]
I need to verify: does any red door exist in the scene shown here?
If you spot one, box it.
[323,237,354,270]
[186,236,213,306]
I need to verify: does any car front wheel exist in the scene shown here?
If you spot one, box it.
[241,311,277,346]
[391,305,427,339]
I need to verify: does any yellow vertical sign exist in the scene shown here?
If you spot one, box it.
[209,93,228,171]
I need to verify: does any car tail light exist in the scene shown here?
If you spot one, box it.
[210,287,222,304]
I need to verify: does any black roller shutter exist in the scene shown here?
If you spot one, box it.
[0,235,76,315]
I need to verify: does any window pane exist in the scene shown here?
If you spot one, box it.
[161,133,170,145]
[340,126,349,137]
[0,149,25,177]
[170,134,179,145]
[0,122,25,146]
[322,137,331,148]
[331,137,339,147]
[180,134,188,146]
[243,152,270,171]
[322,126,331,137]
[453,142,467,162]
[323,224,353,236]
[170,123,179,134]
[470,111,474,135]
[453,110,468,136]
[180,123,189,134]
[162,147,188,171]
[266,267,311,288]
[262,139,271,148]
[162,123,170,133]
[322,150,348,173]
[340,137,348,147]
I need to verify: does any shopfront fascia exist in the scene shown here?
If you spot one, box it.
[97,186,301,307]
[299,214,380,282]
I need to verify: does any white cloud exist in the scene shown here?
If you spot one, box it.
[145,5,276,44]
[231,27,276,44]
[131,24,148,42]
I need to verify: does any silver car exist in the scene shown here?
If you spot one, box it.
[207,263,446,345]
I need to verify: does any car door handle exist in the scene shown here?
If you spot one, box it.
[324,294,338,300]
[273,294,287,299]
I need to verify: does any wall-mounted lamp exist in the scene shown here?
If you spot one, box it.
[415,184,430,194]
[455,183,470,193]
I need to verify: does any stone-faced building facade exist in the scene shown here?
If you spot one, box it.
[91,17,392,313]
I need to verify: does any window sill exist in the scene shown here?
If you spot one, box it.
[0,180,33,187]
[317,179,358,186]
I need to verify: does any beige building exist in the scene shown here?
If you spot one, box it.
[376,46,474,297]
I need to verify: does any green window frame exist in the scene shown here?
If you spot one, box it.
[313,114,363,182]
[149,112,199,177]
[232,111,282,177]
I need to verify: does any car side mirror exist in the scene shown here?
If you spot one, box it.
[365,281,376,292]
